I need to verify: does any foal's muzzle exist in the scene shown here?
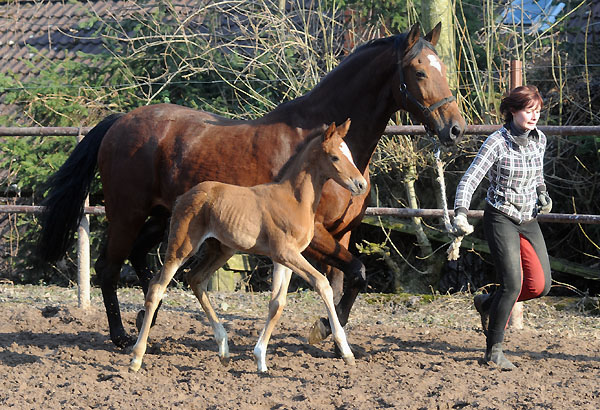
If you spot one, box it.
[349,177,368,196]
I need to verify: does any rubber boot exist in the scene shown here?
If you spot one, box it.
[484,342,516,370]
[473,293,490,336]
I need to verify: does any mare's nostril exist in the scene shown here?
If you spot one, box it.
[450,125,462,139]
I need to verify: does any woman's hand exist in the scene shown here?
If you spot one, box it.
[452,209,474,236]
[537,192,552,214]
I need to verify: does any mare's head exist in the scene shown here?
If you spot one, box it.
[318,120,367,196]
[395,22,466,144]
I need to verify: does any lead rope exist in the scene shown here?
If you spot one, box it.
[434,148,464,261]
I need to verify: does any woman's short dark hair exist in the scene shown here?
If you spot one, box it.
[499,85,543,123]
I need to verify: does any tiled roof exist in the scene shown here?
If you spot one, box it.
[0,1,137,80]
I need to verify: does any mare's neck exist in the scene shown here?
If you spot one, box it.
[264,48,400,172]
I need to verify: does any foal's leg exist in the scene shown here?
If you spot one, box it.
[129,214,169,331]
[253,263,293,372]
[129,256,184,372]
[278,252,355,365]
[186,239,235,365]
[130,213,203,372]
[304,227,366,347]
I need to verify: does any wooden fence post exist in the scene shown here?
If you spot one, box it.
[76,131,91,309]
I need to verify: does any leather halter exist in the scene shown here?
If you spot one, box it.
[393,54,456,136]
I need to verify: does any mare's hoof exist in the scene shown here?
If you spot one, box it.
[112,333,136,349]
[135,310,145,332]
[136,309,159,332]
[308,318,329,344]
[334,343,371,360]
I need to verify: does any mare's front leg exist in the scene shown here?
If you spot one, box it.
[186,239,236,365]
[303,227,366,348]
[278,252,355,366]
[253,263,293,372]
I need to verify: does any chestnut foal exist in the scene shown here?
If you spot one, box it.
[129,120,367,372]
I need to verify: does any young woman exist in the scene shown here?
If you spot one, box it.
[453,85,552,370]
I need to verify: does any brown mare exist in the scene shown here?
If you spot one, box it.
[129,121,367,372]
[38,23,466,352]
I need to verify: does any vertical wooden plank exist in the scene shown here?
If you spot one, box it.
[77,131,91,309]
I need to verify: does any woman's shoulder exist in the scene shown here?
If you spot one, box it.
[482,126,510,147]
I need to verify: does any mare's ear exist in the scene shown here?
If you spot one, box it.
[406,23,421,51]
[338,118,351,138]
[425,22,441,46]
[323,122,337,142]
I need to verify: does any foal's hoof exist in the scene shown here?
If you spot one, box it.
[308,318,329,344]
[342,354,356,366]
[218,355,231,367]
[129,358,142,372]
[334,343,371,360]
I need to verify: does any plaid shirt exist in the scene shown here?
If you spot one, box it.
[454,125,546,224]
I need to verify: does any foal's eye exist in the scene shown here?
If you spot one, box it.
[416,71,427,79]
[330,155,340,162]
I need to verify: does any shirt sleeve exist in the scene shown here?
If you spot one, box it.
[454,134,500,211]
[534,130,547,190]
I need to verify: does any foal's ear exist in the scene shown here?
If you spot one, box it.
[323,122,337,141]
[406,23,421,51]
[338,118,351,137]
[425,22,441,46]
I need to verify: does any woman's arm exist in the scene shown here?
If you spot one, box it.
[454,133,501,213]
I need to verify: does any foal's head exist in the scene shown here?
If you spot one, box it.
[317,120,367,196]
[397,23,466,144]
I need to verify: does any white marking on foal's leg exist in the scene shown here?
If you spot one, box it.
[321,284,355,365]
[339,141,356,167]
[213,322,230,364]
[253,263,292,372]
[427,54,442,74]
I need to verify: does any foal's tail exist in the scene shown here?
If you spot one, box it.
[37,113,124,262]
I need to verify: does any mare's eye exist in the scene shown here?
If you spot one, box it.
[330,155,340,162]
[416,71,427,79]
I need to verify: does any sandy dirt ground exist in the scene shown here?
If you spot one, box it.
[0,283,598,409]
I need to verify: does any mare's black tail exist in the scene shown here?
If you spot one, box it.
[37,113,124,262]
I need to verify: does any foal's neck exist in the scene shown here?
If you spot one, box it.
[278,140,328,214]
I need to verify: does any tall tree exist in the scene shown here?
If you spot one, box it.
[421,0,457,90]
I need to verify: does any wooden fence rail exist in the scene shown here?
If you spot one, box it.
[1,124,599,307]
[2,124,600,137]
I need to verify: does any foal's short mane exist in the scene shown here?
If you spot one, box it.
[273,125,328,182]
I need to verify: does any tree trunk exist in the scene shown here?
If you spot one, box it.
[421,0,457,91]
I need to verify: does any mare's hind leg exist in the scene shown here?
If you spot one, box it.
[129,214,169,330]
[253,263,293,372]
[185,239,236,365]
[277,251,355,366]
[95,216,150,348]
